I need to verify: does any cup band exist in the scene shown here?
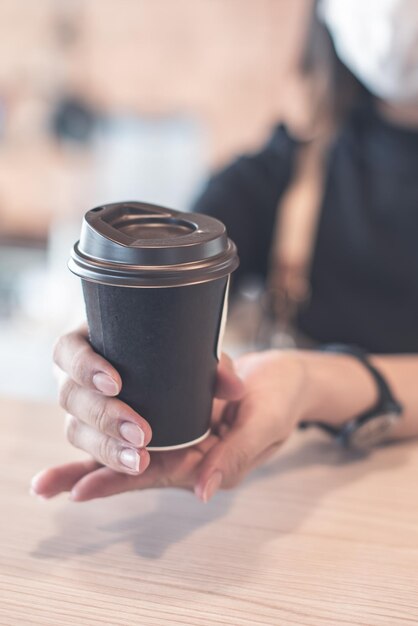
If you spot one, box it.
[146,428,211,451]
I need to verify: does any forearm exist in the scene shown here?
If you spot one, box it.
[301,351,418,441]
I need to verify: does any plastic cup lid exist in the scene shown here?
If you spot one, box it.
[69,201,239,287]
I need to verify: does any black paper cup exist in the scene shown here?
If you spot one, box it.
[69,201,238,450]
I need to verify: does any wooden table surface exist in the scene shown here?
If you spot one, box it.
[1,396,418,626]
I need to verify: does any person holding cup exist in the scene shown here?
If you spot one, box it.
[32,0,418,502]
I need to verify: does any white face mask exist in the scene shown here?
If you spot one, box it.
[318,0,418,103]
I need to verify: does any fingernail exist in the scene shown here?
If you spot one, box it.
[30,472,43,493]
[202,470,223,503]
[29,487,49,500]
[120,448,140,472]
[119,422,145,447]
[69,489,80,502]
[93,372,119,395]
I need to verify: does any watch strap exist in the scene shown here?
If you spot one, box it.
[299,343,403,447]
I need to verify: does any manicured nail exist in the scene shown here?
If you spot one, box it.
[119,421,145,447]
[93,372,119,395]
[69,489,80,502]
[29,487,52,501]
[120,448,140,472]
[202,470,223,503]
[29,487,49,500]
[30,472,44,493]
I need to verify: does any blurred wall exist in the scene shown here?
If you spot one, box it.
[76,0,310,161]
[0,0,311,239]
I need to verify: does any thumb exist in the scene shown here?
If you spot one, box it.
[194,408,274,502]
[215,353,245,400]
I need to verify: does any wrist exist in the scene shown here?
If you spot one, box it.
[298,350,379,427]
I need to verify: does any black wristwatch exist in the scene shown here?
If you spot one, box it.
[299,344,403,450]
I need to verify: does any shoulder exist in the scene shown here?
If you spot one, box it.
[197,124,299,208]
[218,124,297,184]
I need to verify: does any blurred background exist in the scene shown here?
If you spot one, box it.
[0,0,309,400]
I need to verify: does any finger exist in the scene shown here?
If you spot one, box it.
[70,461,168,501]
[210,397,227,428]
[72,436,223,501]
[53,326,121,395]
[30,460,155,501]
[210,398,238,434]
[215,353,244,400]
[46,434,220,501]
[65,415,151,475]
[59,379,152,447]
[194,407,277,502]
[30,458,101,498]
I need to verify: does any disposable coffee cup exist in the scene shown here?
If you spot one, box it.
[69,201,239,450]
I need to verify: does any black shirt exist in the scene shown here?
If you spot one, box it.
[193,103,418,354]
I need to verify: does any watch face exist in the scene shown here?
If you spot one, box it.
[349,413,400,450]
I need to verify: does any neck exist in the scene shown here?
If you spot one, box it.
[377,100,418,130]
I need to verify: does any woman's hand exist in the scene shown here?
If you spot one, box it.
[31,323,310,502]
[51,324,153,476]
[194,350,309,500]
[32,322,386,502]
[31,324,246,501]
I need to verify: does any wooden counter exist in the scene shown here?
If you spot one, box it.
[1,396,418,625]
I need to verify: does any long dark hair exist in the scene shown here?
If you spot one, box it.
[299,2,370,129]
[266,3,372,345]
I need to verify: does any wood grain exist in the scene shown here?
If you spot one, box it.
[1,396,418,625]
